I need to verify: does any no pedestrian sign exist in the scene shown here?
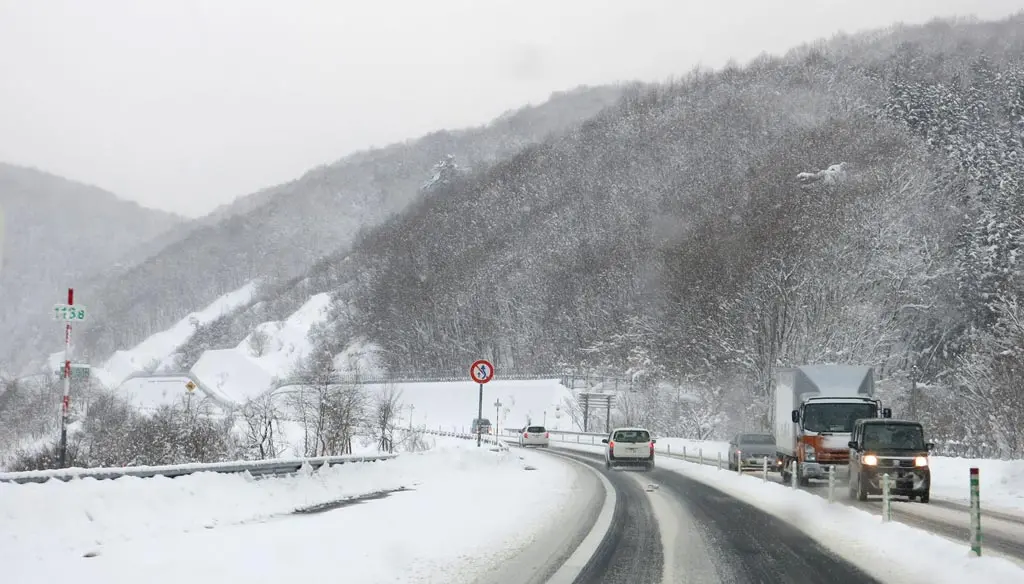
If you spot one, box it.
[470,359,494,384]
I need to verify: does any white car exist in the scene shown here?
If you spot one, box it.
[602,427,655,471]
[519,425,550,448]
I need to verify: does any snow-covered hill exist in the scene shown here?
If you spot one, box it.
[60,280,572,438]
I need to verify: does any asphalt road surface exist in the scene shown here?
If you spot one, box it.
[551,448,880,584]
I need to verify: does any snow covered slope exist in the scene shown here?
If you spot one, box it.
[2,439,581,584]
[359,379,577,433]
[48,282,257,392]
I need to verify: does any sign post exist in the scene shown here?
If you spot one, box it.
[53,288,86,468]
[470,359,495,447]
[494,398,503,440]
[970,467,982,556]
[185,380,196,410]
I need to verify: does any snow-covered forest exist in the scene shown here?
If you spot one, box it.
[305,16,1024,457]
[4,15,1024,469]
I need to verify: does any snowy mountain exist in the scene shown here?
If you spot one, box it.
[170,14,1024,456]
[14,84,630,375]
[0,163,185,372]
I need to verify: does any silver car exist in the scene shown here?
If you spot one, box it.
[519,425,550,447]
[728,432,779,471]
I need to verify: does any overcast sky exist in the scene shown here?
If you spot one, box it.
[2,0,1023,218]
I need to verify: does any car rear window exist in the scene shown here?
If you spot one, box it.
[740,434,774,445]
[527,426,545,433]
[612,430,650,442]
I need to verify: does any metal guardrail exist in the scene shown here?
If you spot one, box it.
[0,453,399,485]
[423,428,509,451]
[1,427,516,486]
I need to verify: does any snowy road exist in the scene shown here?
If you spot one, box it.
[549,448,878,584]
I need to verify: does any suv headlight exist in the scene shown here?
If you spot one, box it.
[914,456,928,467]
[863,454,878,466]
[803,444,816,461]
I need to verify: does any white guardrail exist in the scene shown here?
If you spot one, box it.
[502,428,748,469]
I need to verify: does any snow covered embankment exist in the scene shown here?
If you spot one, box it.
[3,438,578,584]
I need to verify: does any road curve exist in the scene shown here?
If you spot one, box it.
[557,448,879,584]
[545,449,664,584]
[473,449,608,584]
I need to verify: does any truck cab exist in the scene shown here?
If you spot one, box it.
[774,365,891,485]
[789,396,890,482]
[847,419,932,503]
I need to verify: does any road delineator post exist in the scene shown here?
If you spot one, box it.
[828,465,836,504]
[970,467,982,556]
[881,473,892,522]
[762,457,769,483]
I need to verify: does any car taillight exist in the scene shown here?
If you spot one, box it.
[609,440,615,449]
[650,442,655,455]
[523,432,528,438]
[545,432,549,438]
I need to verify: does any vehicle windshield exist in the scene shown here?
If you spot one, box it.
[739,434,774,445]
[612,430,650,443]
[474,419,491,426]
[527,426,545,433]
[863,424,925,450]
[802,402,877,433]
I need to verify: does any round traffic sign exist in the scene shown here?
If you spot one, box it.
[470,359,495,384]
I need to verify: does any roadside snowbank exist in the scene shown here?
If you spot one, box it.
[930,456,1024,512]
[3,438,577,584]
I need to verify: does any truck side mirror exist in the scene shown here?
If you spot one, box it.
[848,441,858,450]
[791,410,800,423]
[601,438,608,444]
[925,442,934,451]
[882,408,892,418]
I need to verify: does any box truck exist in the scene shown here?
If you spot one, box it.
[774,364,891,485]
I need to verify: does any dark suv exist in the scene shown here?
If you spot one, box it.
[847,419,933,503]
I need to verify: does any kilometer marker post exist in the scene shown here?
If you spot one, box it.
[970,467,982,556]
[470,359,495,447]
[59,288,73,468]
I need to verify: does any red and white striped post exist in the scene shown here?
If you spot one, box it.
[59,287,73,468]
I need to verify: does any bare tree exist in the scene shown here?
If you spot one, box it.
[373,383,402,453]
[248,329,271,358]
[239,393,281,459]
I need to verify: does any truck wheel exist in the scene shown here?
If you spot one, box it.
[920,491,930,504]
